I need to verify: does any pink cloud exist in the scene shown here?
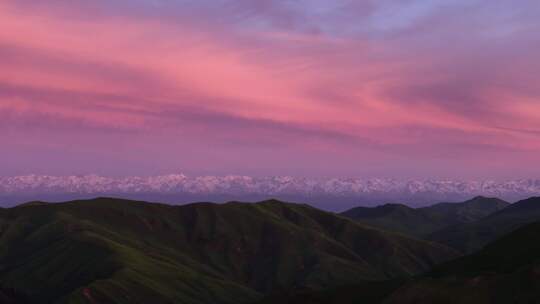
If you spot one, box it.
[1,1,539,179]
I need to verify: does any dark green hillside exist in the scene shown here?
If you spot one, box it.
[0,198,457,304]
[421,196,508,225]
[341,204,438,237]
[429,197,540,253]
[384,221,540,304]
[341,196,508,238]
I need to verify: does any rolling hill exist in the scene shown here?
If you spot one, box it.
[0,198,458,304]
[341,204,437,237]
[429,197,540,253]
[341,196,508,238]
[384,220,540,304]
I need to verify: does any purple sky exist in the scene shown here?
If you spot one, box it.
[1,0,540,179]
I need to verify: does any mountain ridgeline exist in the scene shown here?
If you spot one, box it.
[0,198,457,304]
[1,196,540,304]
[384,220,540,304]
[341,196,540,254]
[341,196,509,238]
[429,196,540,253]
[271,196,540,303]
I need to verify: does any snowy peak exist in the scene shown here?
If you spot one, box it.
[1,175,539,200]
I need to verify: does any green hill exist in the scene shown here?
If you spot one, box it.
[384,220,540,304]
[341,196,508,238]
[341,204,438,237]
[257,218,540,304]
[0,198,458,304]
[429,197,540,253]
[421,196,509,225]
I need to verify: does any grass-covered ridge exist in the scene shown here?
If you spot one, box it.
[341,196,509,239]
[384,220,540,304]
[429,196,540,253]
[0,198,458,304]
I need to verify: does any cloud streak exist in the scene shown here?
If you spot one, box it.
[1,0,539,179]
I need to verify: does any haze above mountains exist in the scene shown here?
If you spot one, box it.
[2,174,540,210]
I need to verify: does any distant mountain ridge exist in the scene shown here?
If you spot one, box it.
[341,196,509,238]
[342,196,540,255]
[255,197,540,303]
[429,196,540,253]
[1,174,539,209]
[384,220,540,304]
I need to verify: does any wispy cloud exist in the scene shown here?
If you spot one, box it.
[1,0,539,179]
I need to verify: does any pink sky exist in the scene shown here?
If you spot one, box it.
[1,0,539,179]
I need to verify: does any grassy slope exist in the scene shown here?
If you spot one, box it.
[0,198,458,304]
[383,221,540,304]
[429,197,540,253]
[341,196,508,239]
[341,204,440,238]
[421,196,509,225]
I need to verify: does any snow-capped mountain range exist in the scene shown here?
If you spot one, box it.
[1,174,539,204]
